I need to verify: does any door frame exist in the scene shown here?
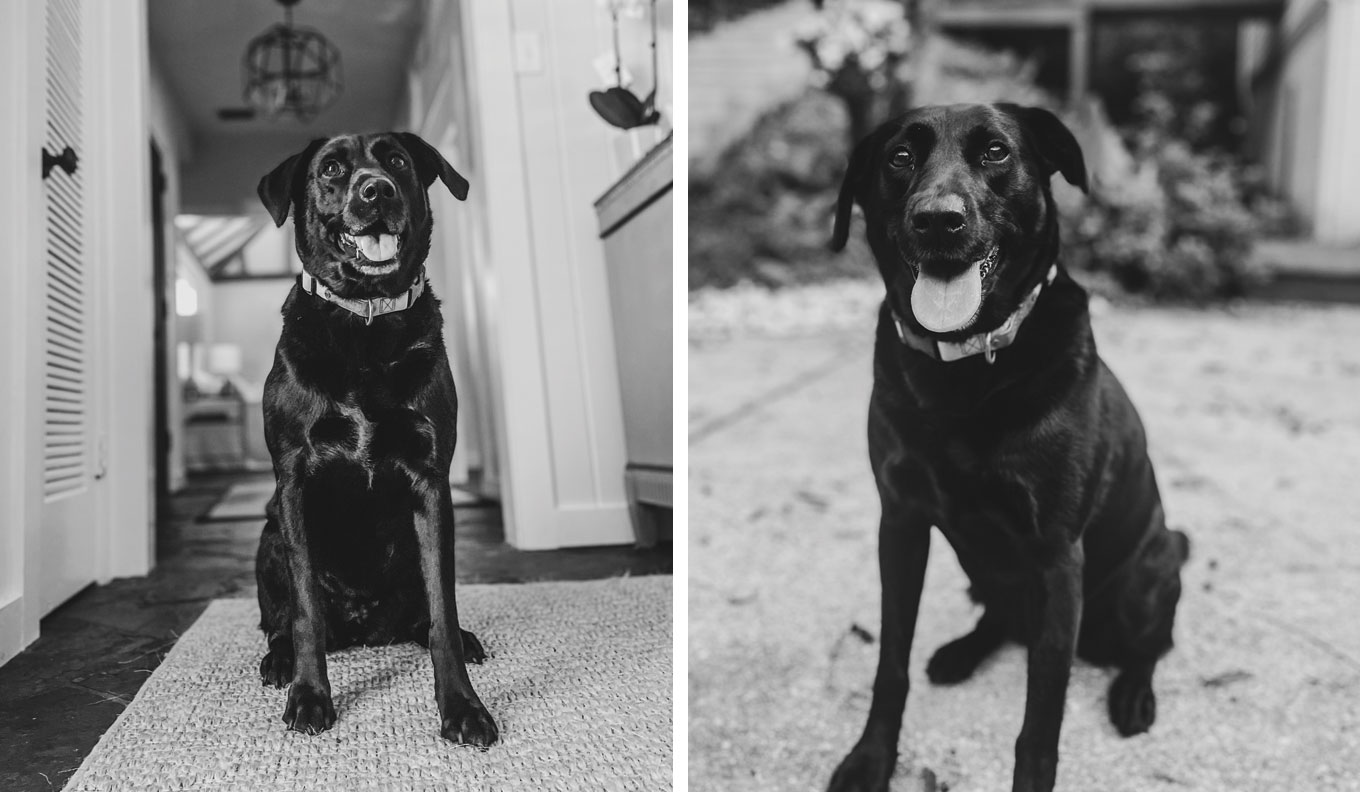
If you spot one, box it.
[459,0,634,549]
[150,139,171,545]
[0,0,153,667]
[87,0,154,582]
[0,0,46,665]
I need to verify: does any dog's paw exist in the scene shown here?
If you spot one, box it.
[460,629,488,664]
[826,744,895,792]
[1107,669,1157,736]
[441,702,499,748]
[259,641,294,688]
[283,683,336,735]
[926,634,990,685]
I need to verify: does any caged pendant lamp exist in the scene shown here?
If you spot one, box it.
[243,0,343,122]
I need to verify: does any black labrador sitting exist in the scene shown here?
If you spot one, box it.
[825,105,1189,792]
[253,132,497,747]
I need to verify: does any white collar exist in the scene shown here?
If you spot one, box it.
[892,264,1057,364]
[299,269,425,326]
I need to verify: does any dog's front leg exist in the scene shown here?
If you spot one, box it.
[413,480,499,747]
[1012,544,1084,792]
[827,513,931,792]
[277,476,337,734]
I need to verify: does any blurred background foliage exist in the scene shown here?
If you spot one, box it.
[689,0,1297,300]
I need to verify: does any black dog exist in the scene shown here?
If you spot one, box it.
[253,132,497,747]
[825,104,1189,792]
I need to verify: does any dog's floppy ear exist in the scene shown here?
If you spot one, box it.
[999,104,1088,193]
[395,132,470,201]
[830,130,881,251]
[257,138,327,228]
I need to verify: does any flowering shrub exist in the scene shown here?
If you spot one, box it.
[793,0,912,143]
[794,0,911,89]
[1063,139,1273,300]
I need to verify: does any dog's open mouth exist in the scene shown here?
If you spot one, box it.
[910,245,1000,333]
[337,224,403,275]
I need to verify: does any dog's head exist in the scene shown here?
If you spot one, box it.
[832,104,1086,337]
[258,132,469,295]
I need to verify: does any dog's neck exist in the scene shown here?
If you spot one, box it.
[299,269,425,326]
[891,264,1057,364]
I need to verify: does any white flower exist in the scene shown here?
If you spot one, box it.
[797,0,912,78]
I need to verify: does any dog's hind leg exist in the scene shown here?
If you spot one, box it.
[256,516,295,688]
[926,606,1006,685]
[1108,660,1157,736]
[1102,528,1186,737]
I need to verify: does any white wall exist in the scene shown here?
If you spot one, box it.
[1314,0,1360,243]
[506,0,632,517]
[1259,0,1360,244]
[1261,5,1326,232]
[208,277,292,391]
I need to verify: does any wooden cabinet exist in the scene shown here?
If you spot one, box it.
[594,136,673,546]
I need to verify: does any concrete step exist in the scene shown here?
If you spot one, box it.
[1250,238,1360,303]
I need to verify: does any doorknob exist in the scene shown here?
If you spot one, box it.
[42,146,78,179]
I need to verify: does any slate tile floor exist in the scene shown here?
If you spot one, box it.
[0,472,671,792]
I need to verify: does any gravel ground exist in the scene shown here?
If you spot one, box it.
[689,286,1360,791]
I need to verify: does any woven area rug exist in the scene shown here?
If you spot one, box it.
[66,576,672,791]
[200,480,275,522]
[202,481,487,522]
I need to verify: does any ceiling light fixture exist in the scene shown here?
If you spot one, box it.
[242,0,342,122]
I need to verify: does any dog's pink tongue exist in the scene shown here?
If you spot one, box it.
[910,259,984,333]
[356,234,398,262]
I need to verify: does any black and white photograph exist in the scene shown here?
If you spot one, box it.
[5,1,1360,790]
[690,0,1360,790]
[0,1,673,790]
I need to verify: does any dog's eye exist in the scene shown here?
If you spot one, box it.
[889,148,914,169]
[388,154,408,170]
[320,160,345,179]
[982,141,1010,163]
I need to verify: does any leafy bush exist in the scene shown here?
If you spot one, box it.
[793,0,914,144]
[690,92,870,289]
[1063,139,1276,300]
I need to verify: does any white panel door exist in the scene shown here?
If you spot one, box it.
[39,0,99,614]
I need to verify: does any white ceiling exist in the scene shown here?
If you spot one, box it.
[148,0,424,212]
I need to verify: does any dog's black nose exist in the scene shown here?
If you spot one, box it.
[359,177,396,203]
[910,208,966,236]
[909,193,967,242]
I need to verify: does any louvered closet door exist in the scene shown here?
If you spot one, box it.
[39,0,99,615]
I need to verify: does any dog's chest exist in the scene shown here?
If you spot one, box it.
[887,434,1053,573]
